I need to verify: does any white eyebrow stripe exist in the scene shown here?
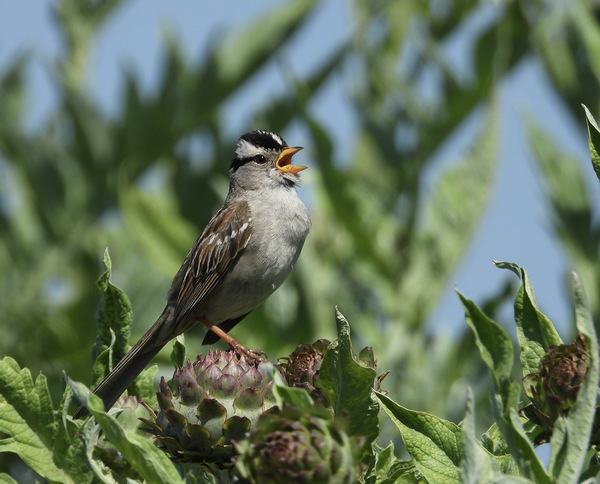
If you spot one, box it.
[235,139,264,159]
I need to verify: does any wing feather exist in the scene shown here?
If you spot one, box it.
[169,200,252,331]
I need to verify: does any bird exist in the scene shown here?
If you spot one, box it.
[74,130,311,418]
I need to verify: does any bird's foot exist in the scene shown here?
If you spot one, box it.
[198,316,266,363]
[228,341,266,363]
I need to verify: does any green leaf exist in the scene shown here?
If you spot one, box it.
[319,308,379,449]
[170,335,186,368]
[368,442,413,484]
[527,117,591,215]
[78,381,183,484]
[0,358,86,484]
[253,43,348,131]
[549,273,599,482]
[460,388,498,484]
[494,261,562,376]
[93,248,134,365]
[570,4,600,87]
[481,423,508,456]
[216,0,318,86]
[91,330,115,386]
[303,117,393,278]
[54,381,92,483]
[490,383,551,484]
[526,116,600,318]
[398,109,497,325]
[79,413,115,483]
[376,392,461,483]
[127,364,158,409]
[0,54,27,128]
[457,290,513,388]
[183,0,319,118]
[583,104,600,183]
[119,186,197,278]
[177,462,237,483]
[372,442,395,476]
[272,371,314,410]
[0,475,18,484]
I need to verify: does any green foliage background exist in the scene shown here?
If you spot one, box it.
[2,0,600,474]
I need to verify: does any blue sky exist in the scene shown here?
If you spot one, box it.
[1,0,597,339]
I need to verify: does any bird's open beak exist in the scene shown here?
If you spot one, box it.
[276,146,307,174]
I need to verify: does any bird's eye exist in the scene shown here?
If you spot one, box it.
[254,154,267,164]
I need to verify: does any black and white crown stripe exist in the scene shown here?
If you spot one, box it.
[231,130,288,172]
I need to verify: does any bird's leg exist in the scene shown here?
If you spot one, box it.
[197,317,264,362]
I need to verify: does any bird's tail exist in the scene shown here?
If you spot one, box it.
[73,307,173,419]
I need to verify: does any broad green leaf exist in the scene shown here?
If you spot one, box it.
[549,273,599,482]
[570,2,600,86]
[494,261,562,376]
[399,109,497,325]
[53,382,92,483]
[185,0,319,117]
[170,335,186,368]
[457,290,513,387]
[527,118,591,215]
[253,43,348,131]
[583,104,600,182]
[490,382,551,484]
[216,0,317,86]
[532,16,578,97]
[0,358,81,484]
[119,186,197,278]
[91,330,116,386]
[78,382,183,484]
[0,474,18,484]
[376,392,463,466]
[54,0,124,84]
[0,54,27,128]
[376,392,461,483]
[272,372,314,410]
[319,308,379,449]
[372,442,396,476]
[304,116,392,278]
[481,422,508,456]
[460,388,497,484]
[526,115,600,323]
[460,389,526,482]
[79,412,117,484]
[127,364,159,409]
[479,423,520,477]
[93,248,134,364]
[369,442,414,484]
[177,462,237,483]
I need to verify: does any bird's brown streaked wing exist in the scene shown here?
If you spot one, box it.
[171,200,252,331]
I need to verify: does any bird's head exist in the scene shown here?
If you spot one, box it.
[230,130,306,189]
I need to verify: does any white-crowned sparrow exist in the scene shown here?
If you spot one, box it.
[74,130,311,418]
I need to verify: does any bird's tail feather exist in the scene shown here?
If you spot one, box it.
[73,307,172,419]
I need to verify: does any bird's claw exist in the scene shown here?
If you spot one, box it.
[230,343,266,363]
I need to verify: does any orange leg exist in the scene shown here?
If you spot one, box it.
[197,317,263,361]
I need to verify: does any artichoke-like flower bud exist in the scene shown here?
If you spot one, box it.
[142,350,277,463]
[235,405,355,484]
[280,339,331,406]
[521,333,597,444]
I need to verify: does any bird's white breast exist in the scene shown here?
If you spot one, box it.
[201,184,310,323]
